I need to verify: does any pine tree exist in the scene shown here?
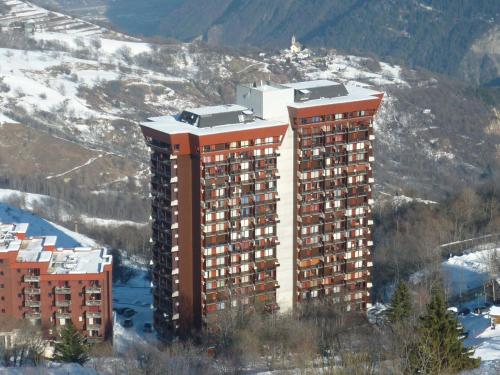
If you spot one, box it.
[409,287,480,374]
[53,324,89,365]
[386,280,412,324]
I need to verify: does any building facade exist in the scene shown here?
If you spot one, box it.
[141,80,383,336]
[0,223,113,342]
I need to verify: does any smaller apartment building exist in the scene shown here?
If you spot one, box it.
[0,223,113,342]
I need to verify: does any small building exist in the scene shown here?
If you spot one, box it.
[290,34,302,53]
[490,306,500,324]
[0,222,113,343]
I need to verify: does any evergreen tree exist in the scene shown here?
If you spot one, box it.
[53,324,89,365]
[409,287,480,374]
[386,280,412,324]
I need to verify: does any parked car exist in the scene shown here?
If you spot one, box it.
[143,323,153,333]
[122,308,136,318]
[114,307,127,315]
[123,319,134,328]
[459,307,471,316]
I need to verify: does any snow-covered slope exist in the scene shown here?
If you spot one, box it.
[0,202,96,246]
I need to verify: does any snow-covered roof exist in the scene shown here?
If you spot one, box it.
[243,83,286,92]
[142,115,286,136]
[0,221,111,274]
[48,248,112,274]
[184,104,247,116]
[490,306,500,316]
[288,84,383,109]
[283,80,340,90]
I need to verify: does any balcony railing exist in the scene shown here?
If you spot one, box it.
[24,300,41,308]
[86,312,102,319]
[55,312,72,319]
[55,287,72,294]
[23,275,40,283]
[24,288,40,295]
[55,300,71,307]
[85,286,102,294]
[25,312,41,320]
[86,300,102,306]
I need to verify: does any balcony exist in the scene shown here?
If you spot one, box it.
[24,300,41,308]
[23,275,40,283]
[85,286,102,294]
[24,288,40,295]
[55,300,71,307]
[25,312,41,320]
[55,287,72,294]
[86,323,101,331]
[86,300,102,307]
[55,312,72,319]
[86,312,102,319]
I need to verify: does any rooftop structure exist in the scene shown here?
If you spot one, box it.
[0,222,113,342]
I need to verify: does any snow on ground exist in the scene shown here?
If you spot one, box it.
[113,270,157,353]
[0,363,97,375]
[285,51,410,88]
[0,202,93,247]
[0,48,110,121]
[382,192,438,207]
[0,113,17,124]
[46,156,102,180]
[33,32,152,56]
[442,248,497,297]
[80,215,148,228]
[440,246,500,366]
[461,312,500,362]
[0,188,53,210]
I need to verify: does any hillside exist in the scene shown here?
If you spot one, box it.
[41,0,500,86]
[0,0,499,255]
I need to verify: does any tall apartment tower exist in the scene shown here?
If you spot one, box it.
[141,80,383,336]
